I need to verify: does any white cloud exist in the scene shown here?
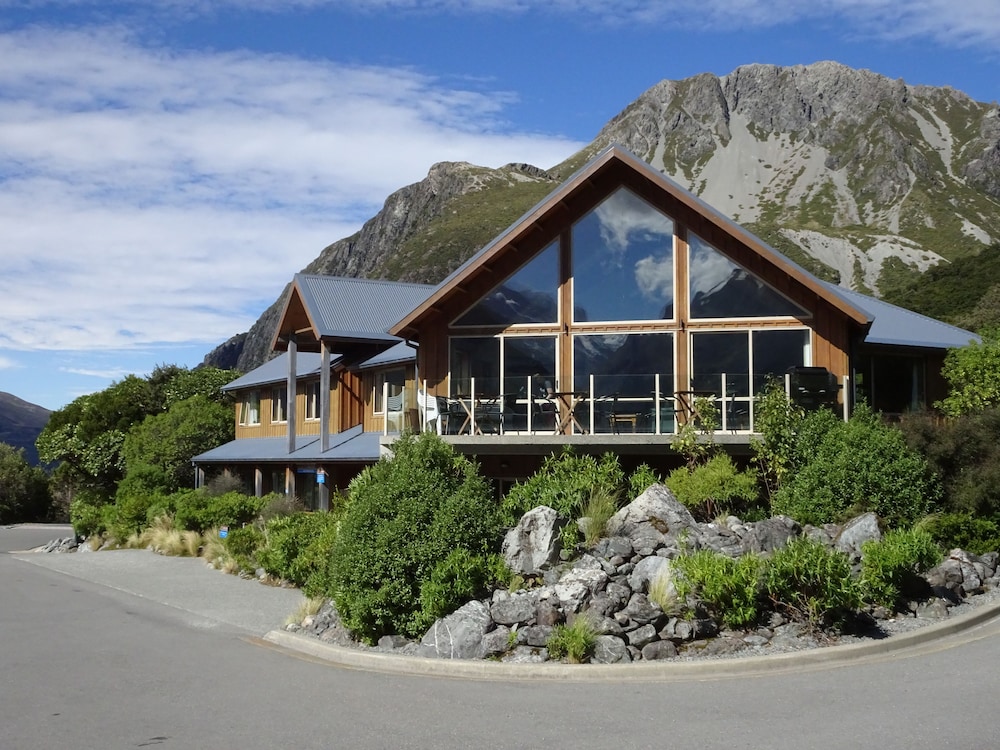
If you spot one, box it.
[0,356,20,369]
[0,26,584,355]
[61,366,134,379]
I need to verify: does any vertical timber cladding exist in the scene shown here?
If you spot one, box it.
[339,369,365,429]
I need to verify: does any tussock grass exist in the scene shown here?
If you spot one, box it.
[180,530,201,557]
[284,597,325,627]
[579,486,620,547]
[648,565,678,614]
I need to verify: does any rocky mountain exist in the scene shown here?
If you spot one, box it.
[203,61,1000,374]
[0,392,51,466]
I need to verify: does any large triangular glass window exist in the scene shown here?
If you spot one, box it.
[571,188,675,323]
[688,234,807,319]
[453,240,559,326]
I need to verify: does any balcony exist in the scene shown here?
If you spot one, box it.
[389,371,850,457]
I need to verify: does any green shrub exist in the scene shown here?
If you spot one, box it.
[899,408,1000,517]
[418,549,493,626]
[258,512,340,586]
[771,405,938,528]
[500,448,624,527]
[224,524,265,571]
[860,529,941,610]
[547,613,598,663]
[628,464,662,498]
[914,513,1000,555]
[69,497,107,538]
[763,538,861,627]
[673,549,763,629]
[325,431,502,643]
[172,490,268,533]
[665,453,760,521]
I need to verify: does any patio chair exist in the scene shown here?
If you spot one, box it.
[417,388,450,435]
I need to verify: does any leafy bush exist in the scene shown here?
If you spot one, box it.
[860,529,941,610]
[258,512,340,587]
[899,408,1000,517]
[627,464,662,499]
[665,454,760,521]
[763,538,861,627]
[105,490,164,542]
[673,549,763,629]
[172,490,269,533]
[500,448,624,527]
[547,613,598,663]
[69,492,109,538]
[325,432,502,643]
[914,513,1000,556]
[418,548,493,625]
[771,405,938,528]
[224,524,265,571]
[936,328,1000,416]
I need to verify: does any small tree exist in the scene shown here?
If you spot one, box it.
[0,443,51,523]
[936,328,1000,416]
[326,431,502,643]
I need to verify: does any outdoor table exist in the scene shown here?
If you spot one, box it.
[674,390,716,424]
[551,391,588,434]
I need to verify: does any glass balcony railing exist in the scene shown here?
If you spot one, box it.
[411,370,849,437]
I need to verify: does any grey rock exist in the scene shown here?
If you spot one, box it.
[641,640,679,660]
[592,635,631,664]
[502,646,549,663]
[628,555,672,595]
[420,600,493,659]
[606,484,701,548]
[377,634,410,651]
[835,512,882,559]
[520,625,553,648]
[490,590,539,626]
[502,506,566,575]
[626,624,659,648]
[744,515,801,553]
[480,626,512,657]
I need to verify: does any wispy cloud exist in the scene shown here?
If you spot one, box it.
[61,366,134,379]
[0,25,583,354]
[9,0,996,48]
[0,356,20,369]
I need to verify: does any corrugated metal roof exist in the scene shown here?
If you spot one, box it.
[356,340,415,370]
[296,274,434,343]
[191,424,382,463]
[222,352,341,392]
[821,282,980,350]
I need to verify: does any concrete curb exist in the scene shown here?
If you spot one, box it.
[262,598,1000,682]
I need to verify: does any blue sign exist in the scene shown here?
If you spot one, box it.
[317,472,326,484]
[219,526,229,539]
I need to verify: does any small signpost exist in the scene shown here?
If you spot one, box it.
[219,526,229,539]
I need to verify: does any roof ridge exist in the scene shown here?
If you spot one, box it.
[295,273,434,290]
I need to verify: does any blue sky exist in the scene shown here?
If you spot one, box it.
[1,0,998,412]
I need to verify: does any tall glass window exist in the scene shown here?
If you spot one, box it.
[454,240,559,326]
[574,333,674,434]
[691,329,810,430]
[689,234,806,319]
[449,337,501,396]
[572,188,675,323]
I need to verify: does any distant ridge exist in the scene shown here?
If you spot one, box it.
[0,392,51,466]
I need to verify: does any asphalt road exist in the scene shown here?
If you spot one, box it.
[4,523,1000,750]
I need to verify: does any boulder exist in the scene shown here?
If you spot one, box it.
[607,484,701,549]
[490,590,540,626]
[744,515,801,553]
[834,512,882,559]
[420,600,493,659]
[628,555,672,595]
[592,635,631,664]
[502,505,566,575]
[641,640,678,660]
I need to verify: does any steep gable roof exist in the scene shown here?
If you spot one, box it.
[390,145,871,338]
[274,274,434,352]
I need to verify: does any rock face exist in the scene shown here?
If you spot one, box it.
[204,61,1000,372]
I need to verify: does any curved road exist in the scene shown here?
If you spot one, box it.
[3,524,999,750]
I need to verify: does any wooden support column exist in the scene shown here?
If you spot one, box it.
[286,335,297,456]
[675,227,691,394]
[320,340,331,453]
[254,467,263,498]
